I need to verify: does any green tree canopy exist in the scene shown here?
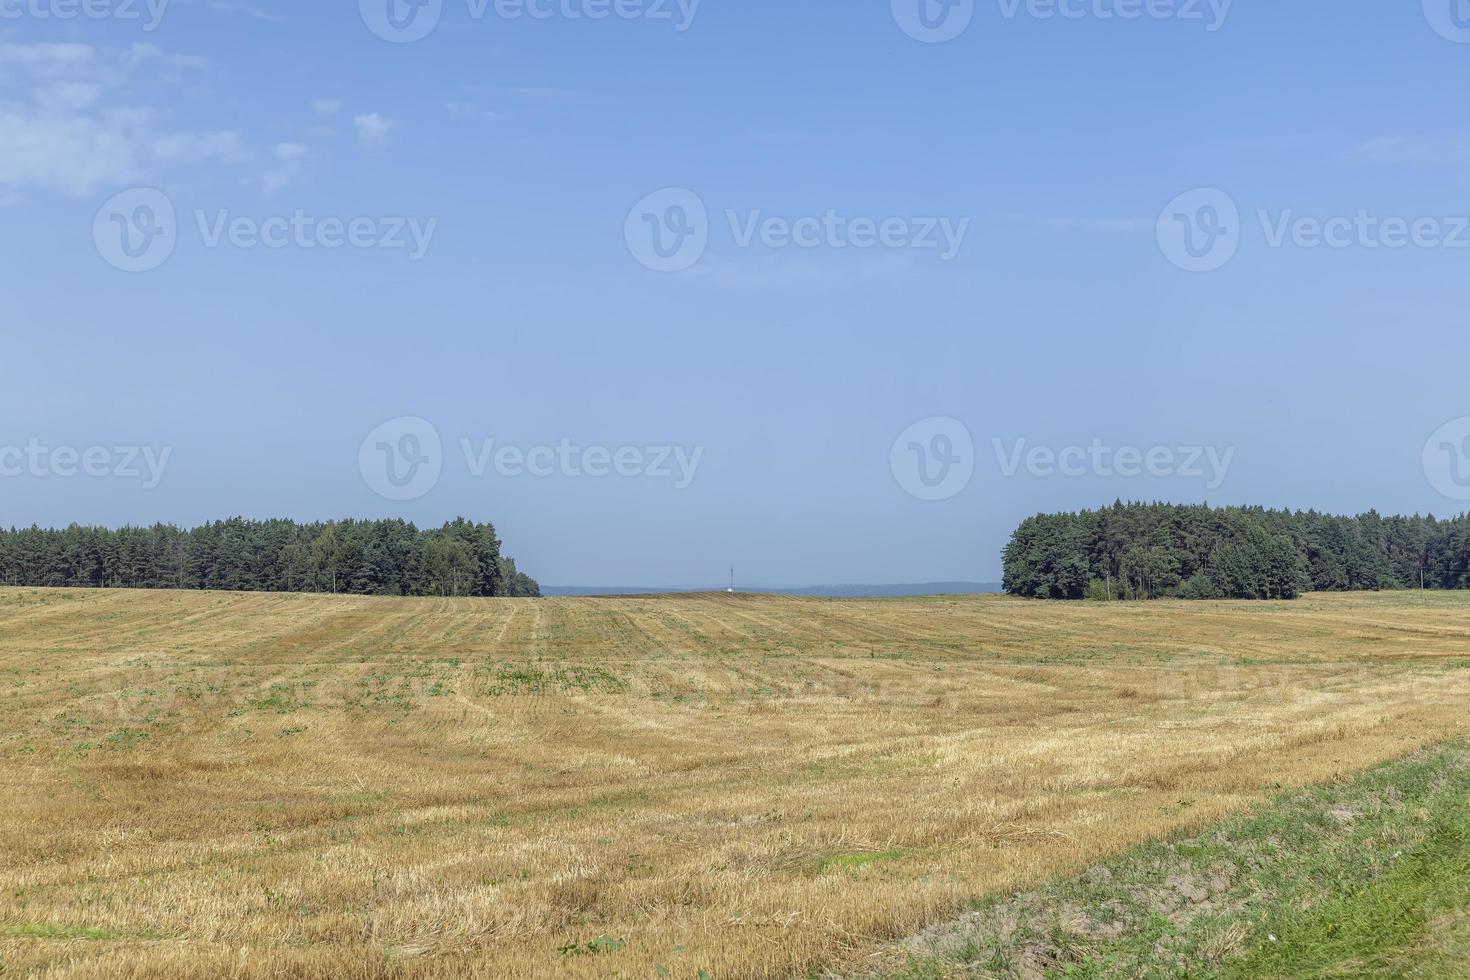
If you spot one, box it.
[0,518,539,599]
[1003,502,1468,601]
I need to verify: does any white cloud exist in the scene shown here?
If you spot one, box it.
[36,82,106,113]
[311,98,341,117]
[125,43,210,73]
[0,107,247,197]
[0,43,99,77]
[353,112,392,147]
[258,142,307,193]
[0,42,245,197]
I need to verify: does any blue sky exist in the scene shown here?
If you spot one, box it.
[3,1,1470,586]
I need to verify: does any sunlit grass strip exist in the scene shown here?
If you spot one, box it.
[0,924,120,940]
[884,742,1470,978]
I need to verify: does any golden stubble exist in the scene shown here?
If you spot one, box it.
[0,588,1466,978]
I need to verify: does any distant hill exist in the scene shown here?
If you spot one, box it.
[543,582,1001,598]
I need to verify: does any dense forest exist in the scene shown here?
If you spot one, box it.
[1003,502,1470,601]
[0,518,540,598]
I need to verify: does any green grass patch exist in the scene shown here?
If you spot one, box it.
[479,661,628,696]
[0,922,120,940]
[558,934,626,956]
[1221,797,1470,978]
[882,742,1470,978]
[815,849,909,875]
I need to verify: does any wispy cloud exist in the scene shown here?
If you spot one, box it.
[213,1,279,19]
[258,141,306,193]
[686,254,919,290]
[1345,133,1470,167]
[463,84,594,109]
[747,130,823,145]
[994,212,1152,234]
[179,0,282,20]
[353,112,392,147]
[0,43,246,196]
[311,98,341,117]
[445,101,500,123]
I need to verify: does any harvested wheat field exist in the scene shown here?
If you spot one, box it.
[1,587,1468,978]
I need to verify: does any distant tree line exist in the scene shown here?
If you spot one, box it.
[0,518,540,598]
[1003,502,1470,601]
